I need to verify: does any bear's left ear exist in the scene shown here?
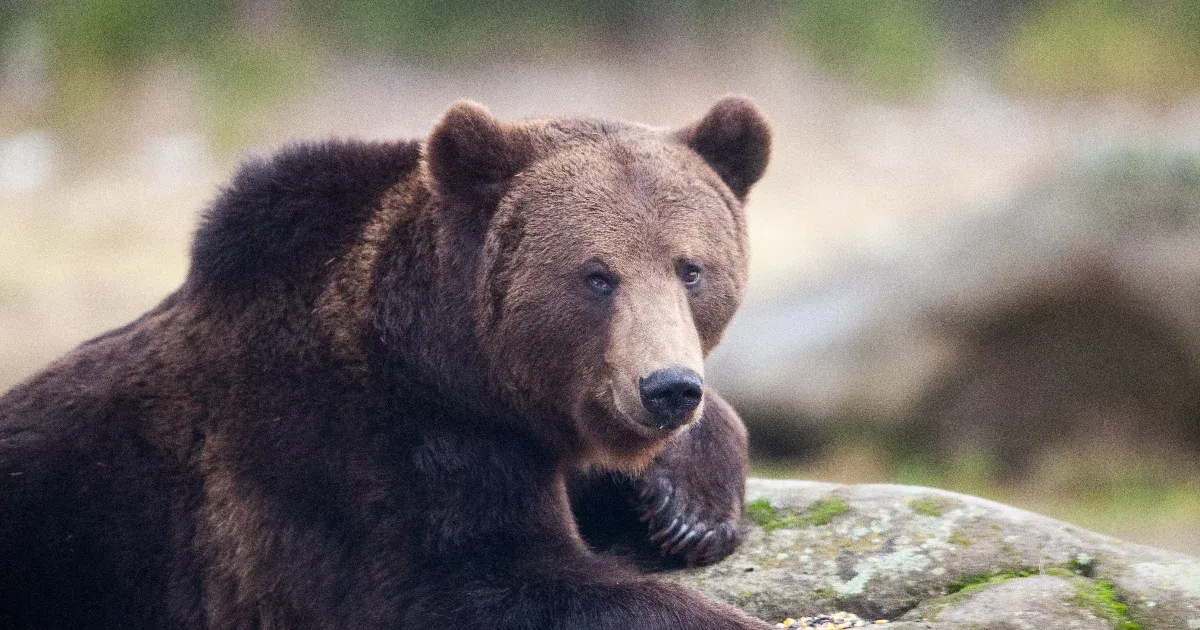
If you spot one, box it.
[426,100,533,212]
[675,95,771,201]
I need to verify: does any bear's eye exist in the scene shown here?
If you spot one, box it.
[677,261,702,289]
[585,272,616,297]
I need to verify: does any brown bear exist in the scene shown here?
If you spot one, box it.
[0,97,771,629]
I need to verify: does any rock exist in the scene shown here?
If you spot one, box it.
[904,574,1111,629]
[665,479,1200,629]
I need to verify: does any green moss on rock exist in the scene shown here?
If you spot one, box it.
[1071,579,1142,630]
[908,497,944,517]
[803,497,850,526]
[745,496,850,532]
[946,568,1037,595]
[745,498,782,529]
[947,531,972,547]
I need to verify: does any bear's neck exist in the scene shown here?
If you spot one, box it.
[360,178,588,461]
[356,178,512,420]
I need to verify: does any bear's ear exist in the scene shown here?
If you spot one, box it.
[426,101,532,212]
[675,95,771,200]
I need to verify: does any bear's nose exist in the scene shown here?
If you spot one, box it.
[638,368,703,430]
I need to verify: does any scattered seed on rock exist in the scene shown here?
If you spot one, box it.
[775,611,889,628]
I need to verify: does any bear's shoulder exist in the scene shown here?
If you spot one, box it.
[187,139,421,295]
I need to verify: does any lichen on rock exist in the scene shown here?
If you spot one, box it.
[663,479,1200,629]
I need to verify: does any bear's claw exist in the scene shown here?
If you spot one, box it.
[636,476,742,567]
[638,481,675,522]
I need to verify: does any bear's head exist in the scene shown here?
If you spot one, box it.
[424,97,770,470]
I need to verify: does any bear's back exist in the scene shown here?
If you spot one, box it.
[0,139,423,627]
[0,295,198,626]
[187,139,421,298]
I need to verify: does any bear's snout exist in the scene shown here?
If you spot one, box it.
[637,367,703,430]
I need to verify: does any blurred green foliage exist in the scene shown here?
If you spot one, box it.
[785,0,941,96]
[43,0,234,69]
[3,0,1200,111]
[300,0,601,62]
[200,33,314,150]
[1003,0,1200,100]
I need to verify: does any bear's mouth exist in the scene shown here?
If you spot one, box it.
[573,387,683,473]
[607,380,655,432]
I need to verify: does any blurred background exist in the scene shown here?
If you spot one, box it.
[2,0,1199,554]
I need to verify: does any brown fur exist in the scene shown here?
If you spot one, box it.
[0,98,771,628]
[317,174,426,365]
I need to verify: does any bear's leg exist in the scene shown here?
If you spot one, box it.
[570,390,748,568]
[407,553,770,629]
[636,390,748,566]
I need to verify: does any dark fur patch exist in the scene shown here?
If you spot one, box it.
[188,139,420,298]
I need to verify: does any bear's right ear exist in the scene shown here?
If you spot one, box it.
[425,101,532,213]
[675,96,771,201]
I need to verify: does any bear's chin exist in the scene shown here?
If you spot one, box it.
[571,402,691,474]
[577,441,667,474]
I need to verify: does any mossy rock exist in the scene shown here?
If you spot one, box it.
[664,479,1200,629]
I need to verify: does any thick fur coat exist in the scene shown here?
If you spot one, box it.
[0,97,772,629]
